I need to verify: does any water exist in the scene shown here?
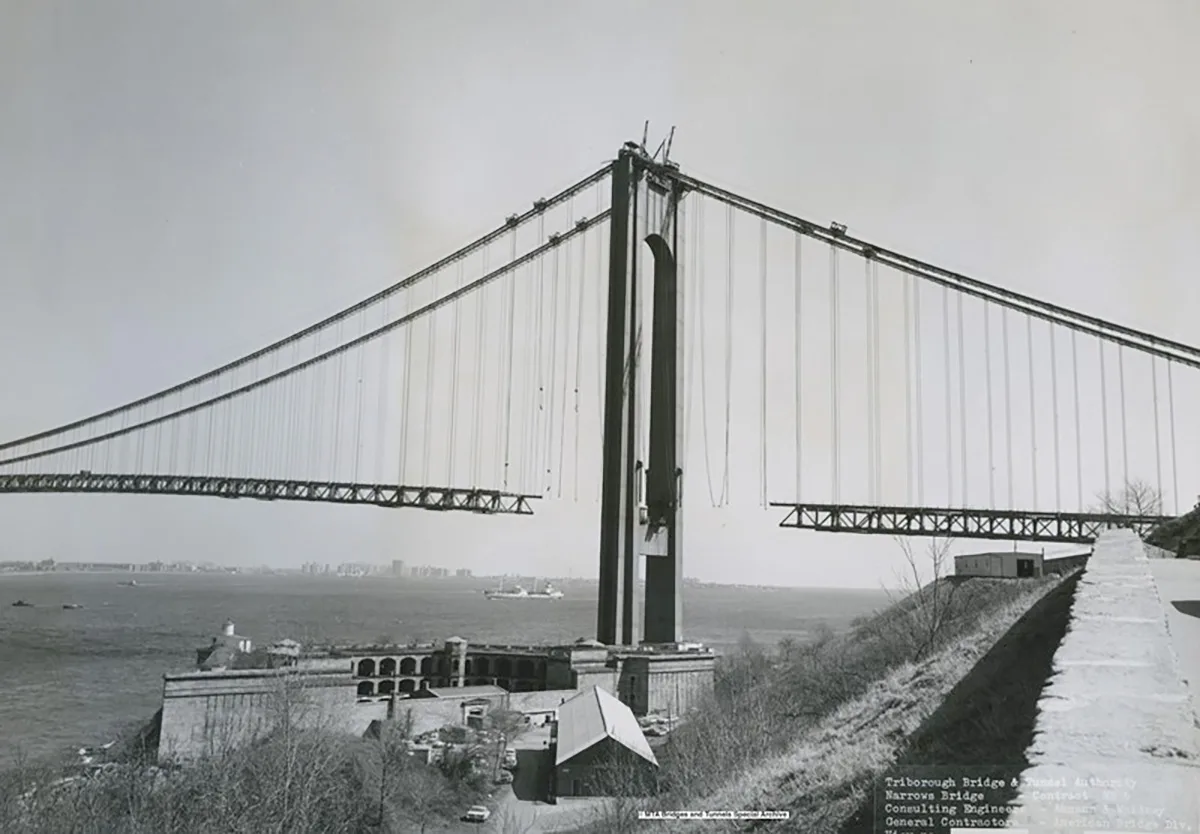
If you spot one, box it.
[0,572,889,767]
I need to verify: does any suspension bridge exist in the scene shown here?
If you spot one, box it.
[1,140,1194,570]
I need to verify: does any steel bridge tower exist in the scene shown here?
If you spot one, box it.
[596,144,686,647]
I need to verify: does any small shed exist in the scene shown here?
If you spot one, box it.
[954,551,1043,579]
[553,686,658,798]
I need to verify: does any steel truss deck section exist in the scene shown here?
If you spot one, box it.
[0,473,537,515]
[771,502,1171,544]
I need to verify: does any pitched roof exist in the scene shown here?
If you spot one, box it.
[554,686,657,767]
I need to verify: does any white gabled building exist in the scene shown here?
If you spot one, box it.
[551,685,658,799]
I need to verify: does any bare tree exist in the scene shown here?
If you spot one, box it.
[1094,478,1165,517]
[884,536,960,662]
[393,762,457,834]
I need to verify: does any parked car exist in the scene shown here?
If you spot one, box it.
[462,805,491,823]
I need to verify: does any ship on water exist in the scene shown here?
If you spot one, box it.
[484,579,564,601]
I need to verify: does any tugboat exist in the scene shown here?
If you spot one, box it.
[63,603,84,610]
[12,599,34,607]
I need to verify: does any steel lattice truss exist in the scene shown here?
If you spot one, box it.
[771,502,1171,544]
[0,473,537,515]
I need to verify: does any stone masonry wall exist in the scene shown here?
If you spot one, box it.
[1007,529,1200,829]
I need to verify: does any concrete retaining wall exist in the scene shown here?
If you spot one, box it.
[1008,530,1200,829]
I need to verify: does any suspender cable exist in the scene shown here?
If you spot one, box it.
[866,261,875,502]
[531,214,546,491]
[681,203,696,489]
[905,273,915,504]
[984,302,995,509]
[957,291,967,507]
[1027,315,1038,510]
[1002,307,1013,508]
[721,203,734,506]
[333,318,347,478]
[376,297,391,485]
[1099,339,1110,499]
[546,242,562,494]
[422,281,437,485]
[867,258,878,503]
[830,245,841,504]
[557,237,574,499]
[501,231,518,491]
[353,309,366,484]
[1049,321,1061,510]
[573,228,588,501]
[913,277,924,505]
[472,247,488,487]
[448,261,460,482]
[795,233,803,503]
[698,198,719,507]
[760,218,768,508]
[1168,360,1179,515]
[1118,344,1129,490]
[942,285,954,504]
[1152,356,1163,507]
[1071,330,1083,511]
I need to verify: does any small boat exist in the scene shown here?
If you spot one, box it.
[118,580,138,587]
[63,603,84,610]
[12,600,34,607]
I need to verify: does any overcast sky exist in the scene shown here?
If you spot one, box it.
[1,0,1198,592]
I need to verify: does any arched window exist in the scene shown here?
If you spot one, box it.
[357,681,374,697]
[379,658,397,676]
[399,657,417,675]
[356,659,376,677]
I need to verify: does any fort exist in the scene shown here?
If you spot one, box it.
[158,622,715,762]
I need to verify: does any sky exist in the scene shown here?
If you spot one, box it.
[1,0,1198,593]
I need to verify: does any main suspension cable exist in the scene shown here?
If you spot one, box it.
[0,210,612,473]
[0,165,614,455]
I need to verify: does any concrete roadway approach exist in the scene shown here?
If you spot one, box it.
[1149,557,1200,737]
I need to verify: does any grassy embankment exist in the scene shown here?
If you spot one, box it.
[1148,506,1200,557]
[576,570,1079,834]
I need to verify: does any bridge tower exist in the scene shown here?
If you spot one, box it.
[597,144,686,646]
